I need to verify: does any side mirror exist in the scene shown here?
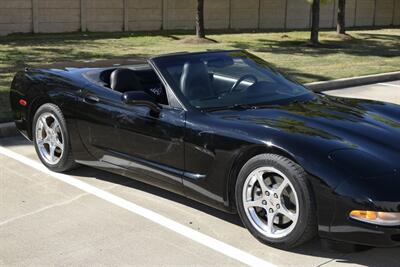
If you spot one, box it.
[122,91,161,116]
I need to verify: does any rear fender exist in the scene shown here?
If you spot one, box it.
[10,70,47,140]
[10,69,94,162]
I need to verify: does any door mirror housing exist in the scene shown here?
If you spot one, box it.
[122,91,161,116]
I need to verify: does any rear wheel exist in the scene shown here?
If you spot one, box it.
[235,154,317,249]
[33,103,77,172]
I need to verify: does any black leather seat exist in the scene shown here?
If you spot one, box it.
[110,68,144,93]
[180,60,214,100]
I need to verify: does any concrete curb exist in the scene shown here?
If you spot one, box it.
[0,122,18,139]
[306,71,400,92]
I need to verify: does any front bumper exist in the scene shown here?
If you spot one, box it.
[323,176,400,247]
[327,204,400,247]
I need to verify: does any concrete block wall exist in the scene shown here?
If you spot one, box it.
[320,0,335,28]
[37,0,81,33]
[1,0,400,36]
[345,0,357,27]
[164,0,196,30]
[127,0,162,30]
[355,0,375,26]
[393,0,400,25]
[0,0,32,35]
[286,0,311,29]
[259,0,286,29]
[375,0,395,25]
[204,0,229,29]
[230,0,259,29]
[86,0,124,32]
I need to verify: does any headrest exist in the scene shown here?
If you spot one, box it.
[110,68,143,93]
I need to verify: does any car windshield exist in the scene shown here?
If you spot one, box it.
[152,51,314,110]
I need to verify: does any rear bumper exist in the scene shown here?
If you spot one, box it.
[9,73,33,140]
[14,120,30,140]
[10,91,31,140]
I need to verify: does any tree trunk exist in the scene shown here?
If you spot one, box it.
[196,0,205,38]
[337,0,346,34]
[310,0,320,45]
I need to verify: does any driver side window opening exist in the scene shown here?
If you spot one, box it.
[99,66,169,106]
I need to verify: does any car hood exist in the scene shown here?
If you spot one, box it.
[210,95,400,176]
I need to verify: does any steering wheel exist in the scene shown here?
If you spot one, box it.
[229,74,258,93]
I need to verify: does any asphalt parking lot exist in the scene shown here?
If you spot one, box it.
[1,81,400,267]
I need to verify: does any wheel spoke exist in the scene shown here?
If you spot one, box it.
[256,172,268,193]
[37,139,45,146]
[51,120,60,131]
[49,144,56,162]
[55,139,63,149]
[279,207,296,222]
[244,197,265,209]
[275,179,289,197]
[40,117,49,130]
[266,212,276,234]
[38,135,51,146]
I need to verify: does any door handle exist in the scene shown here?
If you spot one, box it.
[83,94,100,104]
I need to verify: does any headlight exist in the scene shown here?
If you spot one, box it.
[350,210,400,226]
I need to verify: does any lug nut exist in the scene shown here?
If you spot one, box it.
[262,200,267,205]
[269,208,274,213]
[276,204,280,209]
[274,193,278,198]
[265,191,270,196]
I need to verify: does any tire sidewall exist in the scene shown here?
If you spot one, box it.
[235,154,313,248]
[32,104,72,172]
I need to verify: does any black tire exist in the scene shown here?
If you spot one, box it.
[32,103,78,172]
[235,153,317,249]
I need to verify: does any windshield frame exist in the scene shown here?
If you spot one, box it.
[150,50,314,112]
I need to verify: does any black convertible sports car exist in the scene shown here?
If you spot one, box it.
[10,50,400,249]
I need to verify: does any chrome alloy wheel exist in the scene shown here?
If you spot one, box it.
[35,112,64,165]
[242,167,299,239]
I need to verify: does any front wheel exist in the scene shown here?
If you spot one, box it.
[235,154,317,249]
[33,103,77,172]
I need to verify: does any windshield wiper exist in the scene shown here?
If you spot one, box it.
[203,104,255,112]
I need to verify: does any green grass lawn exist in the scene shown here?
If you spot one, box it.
[1,28,400,122]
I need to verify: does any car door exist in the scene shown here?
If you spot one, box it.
[75,80,185,194]
[74,83,122,162]
[111,102,185,193]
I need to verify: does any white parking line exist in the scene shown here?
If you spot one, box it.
[0,146,276,267]
[377,83,400,88]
